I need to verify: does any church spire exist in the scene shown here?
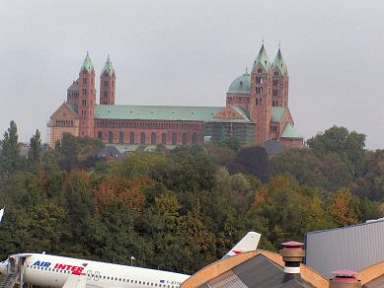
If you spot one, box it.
[272,48,288,75]
[252,44,270,72]
[81,52,94,73]
[102,54,115,76]
[100,54,116,105]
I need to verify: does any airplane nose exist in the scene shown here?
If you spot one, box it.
[0,259,9,275]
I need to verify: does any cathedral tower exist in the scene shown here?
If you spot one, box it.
[250,44,273,144]
[271,48,289,107]
[100,55,116,105]
[78,52,96,137]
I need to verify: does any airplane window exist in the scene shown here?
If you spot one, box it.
[103,276,105,279]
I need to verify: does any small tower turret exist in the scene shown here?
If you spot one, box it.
[100,55,116,105]
[78,52,96,138]
[271,48,289,107]
[250,44,273,144]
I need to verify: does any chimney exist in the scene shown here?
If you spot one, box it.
[330,270,361,288]
[280,241,305,274]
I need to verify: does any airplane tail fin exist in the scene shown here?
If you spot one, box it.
[223,231,261,259]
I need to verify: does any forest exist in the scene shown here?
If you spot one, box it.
[0,121,383,274]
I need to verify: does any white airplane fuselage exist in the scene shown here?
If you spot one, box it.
[0,232,261,288]
[7,253,189,288]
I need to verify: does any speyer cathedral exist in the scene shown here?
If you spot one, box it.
[48,45,304,149]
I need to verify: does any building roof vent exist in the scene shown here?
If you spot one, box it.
[280,241,305,274]
[330,270,361,288]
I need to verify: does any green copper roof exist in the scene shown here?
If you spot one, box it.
[102,55,115,76]
[227,71,251,94]
[281,123,302,138]
[272,107,286,122]
[272,49,288,75]
[95,105,250,122]
[81,52,94,72]
[252,44,270,72]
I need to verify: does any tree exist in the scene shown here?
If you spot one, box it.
[227,146,270,182]
[244,176,333,249]
[271,149,325,188]
[307,126,366,177]
[352,150,384,201]
[328,188,360,226]
[0,121,20,177]
[56,134,104,170]
[29,129,42,164]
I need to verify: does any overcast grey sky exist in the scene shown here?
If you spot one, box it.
[0,0,383,148]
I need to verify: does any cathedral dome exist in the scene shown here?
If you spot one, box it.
[227,72,251,94]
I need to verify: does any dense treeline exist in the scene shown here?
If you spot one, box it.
[0,121,383,274]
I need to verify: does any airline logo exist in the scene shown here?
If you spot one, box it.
[32,261,88,275]
[227,249,243,256]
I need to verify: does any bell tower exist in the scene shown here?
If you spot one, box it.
[100,55,116,105]
[271,48,289,107]
[78,52,96,137]
[249,44,273,145]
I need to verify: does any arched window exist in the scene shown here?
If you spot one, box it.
[192,133,198,144]
[108,131,113,144]
[97,131,103,139]
[130,132,135,144]
[182,133,188,145]
[151,132,157,145]
[162,133,167,144]
[140,132,146,144]
[119,131,124,144]
[172,133,177,145]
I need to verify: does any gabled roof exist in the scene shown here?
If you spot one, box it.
[50,103,78,120]
[95,105,251,122]
[181,250,328,288]
[281,123,303,139]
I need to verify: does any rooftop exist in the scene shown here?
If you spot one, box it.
[95,105,250,123]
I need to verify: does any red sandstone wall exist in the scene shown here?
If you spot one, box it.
[94,120,205,145]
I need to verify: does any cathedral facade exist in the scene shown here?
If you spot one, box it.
[48,45,303,149]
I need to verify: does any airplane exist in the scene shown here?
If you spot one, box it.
[0,231,260,288]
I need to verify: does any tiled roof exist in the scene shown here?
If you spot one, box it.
[95,105,250,123]
[181,250,328,288]
[272,107,287,122]
[281,123,303,139]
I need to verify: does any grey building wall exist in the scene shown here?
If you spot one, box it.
[305,220,384,278]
